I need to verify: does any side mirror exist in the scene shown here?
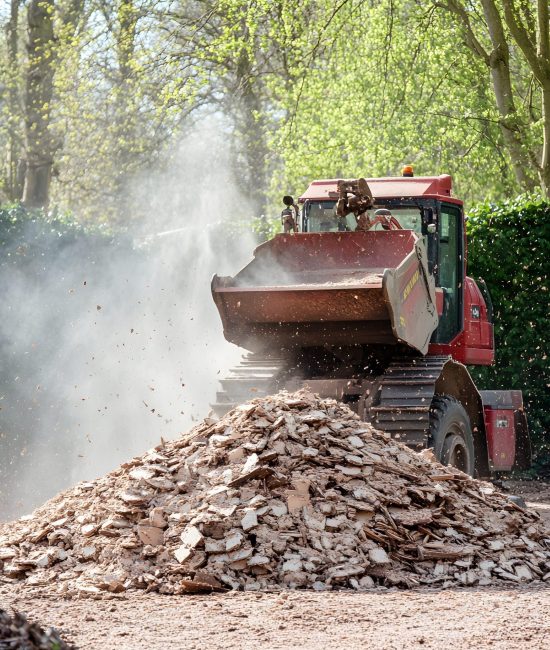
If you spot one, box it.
[421,207,437,274]
[421,207,436,235]
[283,195,294,206]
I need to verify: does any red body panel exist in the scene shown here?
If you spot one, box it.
[429,276,495,365]
[480,391,524,471]
[299,175,459,203]
[484,407,516,470]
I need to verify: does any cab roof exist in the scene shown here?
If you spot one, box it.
[299,174,460,204]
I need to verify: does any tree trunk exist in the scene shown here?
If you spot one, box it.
[536,0,550,195]
[233,27,268,217]
[236,78,268,216]
[480,0,536,191]
[4,0,23,201]
[113,0,139,219]
[540,81,550,195]
[441,0,539,192]
[487,45,536,191]
[21,0,57,209]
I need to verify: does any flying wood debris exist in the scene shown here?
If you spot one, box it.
[0,391,548,595]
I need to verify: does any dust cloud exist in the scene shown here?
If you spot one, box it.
[0,121,258,520]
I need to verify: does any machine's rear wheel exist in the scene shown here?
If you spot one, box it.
[429,395,475,476]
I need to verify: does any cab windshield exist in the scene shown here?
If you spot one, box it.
[304,201,422,234]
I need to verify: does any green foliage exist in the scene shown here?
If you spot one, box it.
[0,203,115,248]
[2,0,547,219]
[0,203,134,280]
[50,0,200,222]
[466,196,550,453]
[268,0,520,210]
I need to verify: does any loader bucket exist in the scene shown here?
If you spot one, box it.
[212,231,438,354]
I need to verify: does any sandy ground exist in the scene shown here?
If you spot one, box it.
[1,584,549,649]
[1,480,549,650]
[505,479,550,524]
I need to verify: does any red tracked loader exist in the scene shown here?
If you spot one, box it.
[211,171,531,478]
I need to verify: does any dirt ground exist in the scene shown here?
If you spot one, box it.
[505,479,550,524]
[1,480,549,650]
[1,583,549,649]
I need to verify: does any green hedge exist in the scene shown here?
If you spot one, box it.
[466,196,550,455]
[0,203,120,255]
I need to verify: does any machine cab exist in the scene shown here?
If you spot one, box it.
[298,174,494,366]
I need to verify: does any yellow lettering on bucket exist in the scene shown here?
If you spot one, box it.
[403,269,420,302]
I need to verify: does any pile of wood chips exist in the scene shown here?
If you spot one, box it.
[0,608,74,649]
[1,390,549,595]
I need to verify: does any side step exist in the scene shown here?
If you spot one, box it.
[368,355,450,447]
[211,353,290,416]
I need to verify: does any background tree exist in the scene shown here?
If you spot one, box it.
[1,0,550,214]
[22,0,88,207]
[1,0,24,202]
[50,0,201,222]
[263,0,518,205]
[162,0,310,215]
[437,0,550,194]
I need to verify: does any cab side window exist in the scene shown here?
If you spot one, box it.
[433,205,463,342]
